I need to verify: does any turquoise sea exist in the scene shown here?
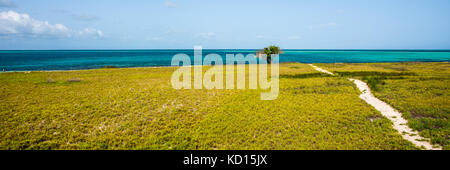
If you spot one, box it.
[0,50,449,71]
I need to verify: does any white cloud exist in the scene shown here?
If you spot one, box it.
[0,10,103,39]
[0,10,70,37]
[0,0,16,8]
[197,32,215,39]
[309,22,337,30]
[77,28,103,38]
[164,1,177,8]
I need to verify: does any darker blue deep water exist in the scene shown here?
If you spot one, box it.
[0,49,449,71]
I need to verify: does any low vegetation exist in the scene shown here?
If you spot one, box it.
[0,63,424,149]
[317,62,449,149]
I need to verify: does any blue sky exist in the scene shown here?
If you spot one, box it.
[0,0,449,49]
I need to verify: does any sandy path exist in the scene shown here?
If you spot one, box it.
[309,64,441,150]
[308,64,334,75]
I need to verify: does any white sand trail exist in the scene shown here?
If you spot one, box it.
[309,64,441,150]
[308,64,334,75]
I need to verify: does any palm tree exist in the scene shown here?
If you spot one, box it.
[259,45,281,64]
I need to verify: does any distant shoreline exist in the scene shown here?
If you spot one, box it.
[0,65,177,73]
[1,49,449,72]
[1,61,448,73]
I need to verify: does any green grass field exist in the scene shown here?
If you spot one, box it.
[1,62,446,150]
[317,62,449,149]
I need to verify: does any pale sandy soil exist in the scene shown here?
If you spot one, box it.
[308,64,334,75]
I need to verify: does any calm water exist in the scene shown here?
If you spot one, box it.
[0,50,449,71]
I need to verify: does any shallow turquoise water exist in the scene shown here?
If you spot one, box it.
[0,49,448,71]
